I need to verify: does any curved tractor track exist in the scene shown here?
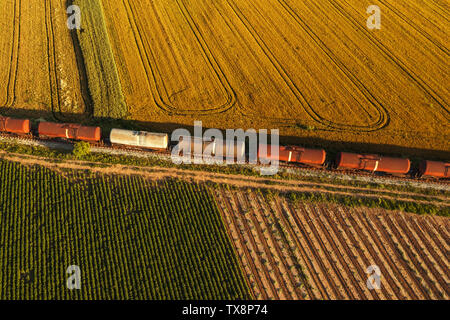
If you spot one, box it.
[1,0,21,108]
[327,0,450,121]
[223,0,389,132]
[45,0,92,121]
[122,0,236,116]
[44,0,62,120]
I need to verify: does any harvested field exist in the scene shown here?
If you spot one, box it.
[101,0,449,156]
[0,0,85,115]
[214,187,450,300]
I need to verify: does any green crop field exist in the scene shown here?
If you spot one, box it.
[0,159,250,299]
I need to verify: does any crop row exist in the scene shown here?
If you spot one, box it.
[0,159,250,299]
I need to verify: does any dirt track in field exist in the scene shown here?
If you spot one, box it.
[101,0,449,155]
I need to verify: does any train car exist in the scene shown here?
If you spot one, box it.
[110,129,168,150]
[175,137,216,156]
[336,152,411,175]
[258,145,326,166]
[38,122,101,142]
[174,137,245,159]
[217,139,246,160]
[0,116,31,134]
[419,160,450,178]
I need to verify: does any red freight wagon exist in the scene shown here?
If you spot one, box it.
[258,145,326,166]
[336,152,410,175]
[0,116,31,134]
[419,161,450,178]
[38,122,101,142]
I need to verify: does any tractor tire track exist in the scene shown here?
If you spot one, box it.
[378,0,449,56]
[122,0,236,116]
[44,0,62,119]
[224,0,389,132]
[326,0,450,119]
[1,0,21,108]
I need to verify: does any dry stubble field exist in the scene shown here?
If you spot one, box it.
[102,0,449,155]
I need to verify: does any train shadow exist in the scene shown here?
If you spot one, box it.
[0,107,448,162]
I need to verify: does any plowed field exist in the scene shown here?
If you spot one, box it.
[102,0,449,155]
[214,187,450,300]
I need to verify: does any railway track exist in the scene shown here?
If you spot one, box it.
[0,131,448,192]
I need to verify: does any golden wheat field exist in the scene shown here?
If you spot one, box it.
[214,187,450,300]
[101,0,449,155]
[0,0,86,115]
[0,0,448,155]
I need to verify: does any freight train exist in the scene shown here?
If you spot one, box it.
[0,116,448,179]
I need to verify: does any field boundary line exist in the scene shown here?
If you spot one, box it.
[217,188,270,299]
[211,190,256,299]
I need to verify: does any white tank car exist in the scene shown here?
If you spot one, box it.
[110,129,169,150]
[216,139,246,159]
